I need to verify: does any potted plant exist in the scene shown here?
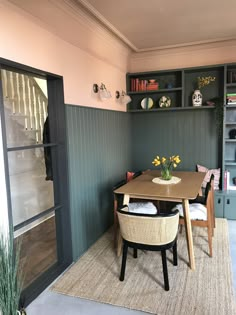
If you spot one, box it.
[0,228,26,315]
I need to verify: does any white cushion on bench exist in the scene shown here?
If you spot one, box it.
[128,202,157,214]
[172,203,207,221]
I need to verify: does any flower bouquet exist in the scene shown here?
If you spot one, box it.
[152,155,181,180]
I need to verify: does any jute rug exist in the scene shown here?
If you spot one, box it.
[51,219,236,315]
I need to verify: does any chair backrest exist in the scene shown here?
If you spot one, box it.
[205,175,214,219]
[113,170,152,212]
[204,174,214,204]
[113,179,127,212]
[210,174,215,210]
[117,206,179,246]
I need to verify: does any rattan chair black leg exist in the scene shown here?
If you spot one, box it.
[133,248,137,258]
[120,241,128,281]
[161,250,169,291]
[173,241,177,266]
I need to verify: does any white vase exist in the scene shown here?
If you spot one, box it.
[192,89,202,106]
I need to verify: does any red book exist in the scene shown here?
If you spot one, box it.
[135,78,139,91]
[131,79,134,91]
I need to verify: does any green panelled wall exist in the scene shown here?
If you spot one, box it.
[66,105,132,260]
[130,109,220,172]
[66,105,220,261]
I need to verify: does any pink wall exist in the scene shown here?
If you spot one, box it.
[1,0,235,113]
[0,1,131,112]
[130,40,236,72]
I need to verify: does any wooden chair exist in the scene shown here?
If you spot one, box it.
[117,206,179,291]
[172,177,214,257]
[189,174,215,230]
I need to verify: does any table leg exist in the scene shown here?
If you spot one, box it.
[182,199,195,270]
[123,194,130,206]
[117,194,130,256]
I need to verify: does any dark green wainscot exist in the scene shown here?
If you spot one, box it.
[214,190,236,219]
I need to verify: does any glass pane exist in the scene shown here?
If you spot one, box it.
[8,148,54,227]
[15,212,58,288]
[1,69,49,148]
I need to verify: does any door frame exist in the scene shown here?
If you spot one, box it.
[0,58,72,305]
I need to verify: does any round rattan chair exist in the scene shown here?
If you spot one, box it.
[117,206,179,291]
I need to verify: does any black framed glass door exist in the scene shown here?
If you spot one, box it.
[0,59,72,305]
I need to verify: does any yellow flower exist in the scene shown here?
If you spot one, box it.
[152,158,160,166]
[175,156,181,164]
[198,76,215,89]
[152,154,181,170]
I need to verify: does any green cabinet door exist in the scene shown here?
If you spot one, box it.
[214,194,224,218]
[224,196,236,219]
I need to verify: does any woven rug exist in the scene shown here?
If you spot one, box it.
[51,219,236,315]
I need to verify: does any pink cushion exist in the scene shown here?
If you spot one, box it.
[197,164,220,190]
[126,171,135,182]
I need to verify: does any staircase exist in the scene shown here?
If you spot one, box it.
[1,70,54,231]
[1,70,48,145]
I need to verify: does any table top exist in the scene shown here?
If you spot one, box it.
[114,170,205,202]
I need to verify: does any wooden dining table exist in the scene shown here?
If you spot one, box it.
[114,170,206,270]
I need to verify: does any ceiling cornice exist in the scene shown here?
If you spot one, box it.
[51,0,132,54]
[130,38,236,58]
[136,37,236,53]
[73,0,138,51]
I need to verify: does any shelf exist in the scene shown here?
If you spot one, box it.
[127,65,226,111]
[220,66,236,218]
[225,161,236,166]
[127,106,215,113]
[225,139,236,142]
[226,83,236,87]
[225,122,236,125]
[128,87,182,95]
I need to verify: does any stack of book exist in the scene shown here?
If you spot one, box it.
[139,80,148,91]
[130,79,159,92]
[130,79,147,91]
[146,80,159,91]
[226,93,236,105]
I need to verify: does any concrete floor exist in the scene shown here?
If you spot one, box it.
[26,220,236,315]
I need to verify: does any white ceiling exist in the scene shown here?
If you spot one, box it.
[79,0,236,51]
[8,0,236,52]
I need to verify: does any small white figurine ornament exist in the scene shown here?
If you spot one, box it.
[192,89,202,106]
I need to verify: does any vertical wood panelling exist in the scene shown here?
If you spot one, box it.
[66,105,132,260]
[66,106,219,261]
[131,109,219,172]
